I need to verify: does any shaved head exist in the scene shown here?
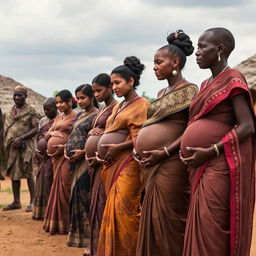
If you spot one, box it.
[204,27,235,57]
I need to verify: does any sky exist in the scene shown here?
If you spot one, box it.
[0,0,255,99]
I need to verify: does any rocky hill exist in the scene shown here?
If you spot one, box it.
[0,75,46,116]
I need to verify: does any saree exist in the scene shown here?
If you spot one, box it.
[89,103,117,256]
[97,97,150,256]
[32,116,55,220]
[66,111,97,247]
[43,111,77,235]
[3,104,39,180]
[136,84,198,256]
[181,69,255,256]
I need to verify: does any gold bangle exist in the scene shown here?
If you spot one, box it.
[212,144,220,157]
[164,146,170,157]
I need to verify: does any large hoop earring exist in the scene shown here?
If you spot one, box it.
[172,68,177,76]
[217,52,221,62]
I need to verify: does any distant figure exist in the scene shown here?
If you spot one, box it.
[32,98,58,220]
[0,107,4,181]
[3,85,39,211]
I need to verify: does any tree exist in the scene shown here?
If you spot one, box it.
[142,91,155,103]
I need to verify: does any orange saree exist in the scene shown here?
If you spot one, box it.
[97,97,149,256]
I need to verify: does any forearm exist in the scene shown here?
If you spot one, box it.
[117,140,133,151]
[20,126,38,140]
[166,136,182,155]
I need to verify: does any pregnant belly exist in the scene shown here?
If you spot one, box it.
[136,122,184,158]
[97,129,129,159]
[37,138,48,154]
[181,118,232,157]
[47,135,69,155]
[85,135,101,158]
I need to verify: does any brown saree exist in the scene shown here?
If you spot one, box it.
[43,112,77,235]
[89,103,117,256]
[136,84,198,256]
[181,69,255,256]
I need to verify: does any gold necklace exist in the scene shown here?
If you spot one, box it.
[162,78,185,97]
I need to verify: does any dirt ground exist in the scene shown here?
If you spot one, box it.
[0,179,256,256]
[0,179,84,256]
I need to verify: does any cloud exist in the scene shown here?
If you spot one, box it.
[0,0,255,99]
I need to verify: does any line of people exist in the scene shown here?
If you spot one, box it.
[1,27,255,256]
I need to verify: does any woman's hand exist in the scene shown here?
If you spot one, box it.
[12,137,23,148]
[88,127,104,136]
[101,143,121,165]
[179,146,216,168]
[140,149,166,167]
[69,149,85,162]
[52,144,65,158]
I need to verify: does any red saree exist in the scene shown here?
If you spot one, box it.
[181,69,255,256]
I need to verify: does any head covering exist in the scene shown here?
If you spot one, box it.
[14,85,27,95]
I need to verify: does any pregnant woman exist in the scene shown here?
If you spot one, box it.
[85,73,117,256]
[97,56,149,256]
[43,90,77,235]
[135,30,198,256]
[180,28,255,256]
[66,84,98,248]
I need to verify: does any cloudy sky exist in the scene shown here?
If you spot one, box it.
[0,0,255,99]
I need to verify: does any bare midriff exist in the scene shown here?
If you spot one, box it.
[97,129,129,159]
[136,113,187,159]
[85,135,101,158]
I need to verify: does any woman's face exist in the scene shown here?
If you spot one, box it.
[55,96,71,113]
[111,73,132,98]
[76,91,92,110]
[153,48,175,80]
[195,31,219,69]
[92,83,112,103]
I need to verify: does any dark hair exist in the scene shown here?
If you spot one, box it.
[205,27,235,57]
[111,56,145,89]
[92,73,111,88]
[75,84,99,108]
[56,89,77,109]
[159,29,194,70]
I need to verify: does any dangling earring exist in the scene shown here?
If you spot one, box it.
[172,68,177,76]
[217,52,221,62]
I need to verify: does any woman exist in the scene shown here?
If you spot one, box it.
[135,30,198,256]
[84,73,117,256]
[43,90,77,235]
[66,84,98,248]
[97,56,150,256]
[180,28,255,256]
[33,98,58,220]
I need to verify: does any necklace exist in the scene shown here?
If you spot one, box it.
[205,65,229,87]
[162,78,185,97]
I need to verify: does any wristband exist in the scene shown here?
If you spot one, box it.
[211,144,220,157]
[164,146,170,157]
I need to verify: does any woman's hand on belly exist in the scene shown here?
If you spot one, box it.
[179,146,216,168]
[69,149,85,162]
[88,127,104,136]
[101,143,121,165]
[140,149,166,167]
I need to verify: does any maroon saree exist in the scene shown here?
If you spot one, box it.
[181,69,255,256]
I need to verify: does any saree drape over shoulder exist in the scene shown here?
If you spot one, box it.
[89,103,117,256]
[136,84,198,256]
[181,69,255,256]
[43,112,77,235]
[33,117,55,220]
[97,97,149,256]
[3,104,39,180]
[66,111,97,247]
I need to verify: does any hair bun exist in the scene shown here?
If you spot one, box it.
[167,30,194,56]
[123,56,145,76]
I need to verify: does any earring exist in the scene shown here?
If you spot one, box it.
[217,52,221,62]
[172,68,177,76]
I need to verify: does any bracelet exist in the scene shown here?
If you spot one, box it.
[164,146,170,157]
[212,144,220,157]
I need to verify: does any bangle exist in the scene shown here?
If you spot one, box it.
[212,144,220,157]
[164,146,170,157]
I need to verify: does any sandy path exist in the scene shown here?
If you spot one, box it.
[0,178,256,256]
[0,179,84,256]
